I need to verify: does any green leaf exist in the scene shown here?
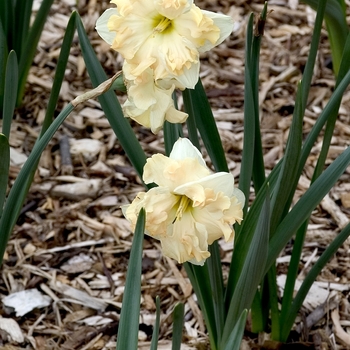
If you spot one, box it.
[116,208,145,350]
[41,12,77,136]
[223,309,248,350]
[300,67,350,172]
[250,4,267,193]
[270,81,303,235]
[184,263,218,350]
[182,79,228,172]
[17,0,55,105]
[0,20,9,113]
[75,14,148,183]
[207,242,225,344]
[172,303,184,350]
[0,133,10,219]
[302,0,348,75]
[280,222,350,341]
[0,0,13,46]
[225,160,281,305]
[266,145,350,272]
[222,188,270,347]
[150,296,161,350]
[13,0,34,58]
[0,103,75,266]
[163,121,183,156]
[2,50,18,139]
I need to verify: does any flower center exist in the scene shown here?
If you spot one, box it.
[174,196,192,222]
[153,16,172,34]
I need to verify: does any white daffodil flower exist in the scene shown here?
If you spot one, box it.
[122,64,188,133]
[96,0,234,89]
[123,138,245,265]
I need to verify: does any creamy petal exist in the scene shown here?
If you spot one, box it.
[175,172,235,199]
[155,0,192,19]
[174,61,199,89]
[123,188,179,237]
[144,153,210,188]
[95,9,118,45]
[198,10,234,53]
[169,138,206,167]
[123,67,186,133]
[160,212,210,264]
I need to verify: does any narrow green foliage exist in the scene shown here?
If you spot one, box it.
[269,81,303,235]
[302,0,348,75]
[280,222,350,341]
[207,242,225,345]
[225,161,281,305]
[2,51,18,139]
[267,145,350,272]
[183,80,228,172]
[222,188,270,347]
[223,310,248,350]
[0,22,8,113]
[182,88,201,151]
[172,303,185,350]
[14,0,34,58]
[150,297,161,350]
[0,134,10,219]
[116,208,145,350]
[41,12,77,137]
[17,0,55,105]
[164,121,183,156]
[0,103,75,265]
[236,14,256,205]
[184,263,218,350]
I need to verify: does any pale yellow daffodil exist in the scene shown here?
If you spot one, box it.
[96,0,234,133]
[123,138,245,265]
[96,0,234,89]
[122,64,188,133]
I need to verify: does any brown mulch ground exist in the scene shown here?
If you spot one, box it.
[1,0,350,349]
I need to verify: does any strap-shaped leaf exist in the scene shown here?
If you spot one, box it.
[116,208,145,350]
[13,0,34,58]
[0,21,9,113]
[302,0,348,75]
[0,133,10,219]
[280,222,350,341]
[2,50,18,139]
[223,309,248,350]
[184,263,218,350]
[222,188,270,346]
[171,303,184,350]
[267,145,350,271]
[0,103,74,265]
[150,296,161,350]
[182,79,228,173]
[17,0,55,105]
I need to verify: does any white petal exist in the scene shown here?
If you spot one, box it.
[174,61,200,89]
[95,9,118,45]
[232,187,246,209]
[198,10,233,53]
[175,172,235,197]
[170,138,207,167]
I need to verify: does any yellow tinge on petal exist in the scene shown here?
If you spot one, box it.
[97,0,233,86]
[123,138,245,265]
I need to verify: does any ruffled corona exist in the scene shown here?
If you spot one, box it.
[96,0,233,89]
[123,138,245,265]
[96,1,233,133]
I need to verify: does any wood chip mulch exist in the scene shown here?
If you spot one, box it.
[1,0,350,349]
